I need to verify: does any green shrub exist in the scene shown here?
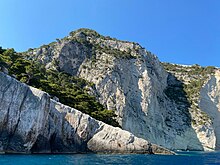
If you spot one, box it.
[0,47,119,127]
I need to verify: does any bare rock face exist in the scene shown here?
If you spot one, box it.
[24,28,219,151]
[200,70,220,150]
[0,72,173,154]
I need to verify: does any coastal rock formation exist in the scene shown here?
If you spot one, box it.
[0,72,173,154]
[24,28,220,151]
[200,70,220,150]
[163,63,217,151]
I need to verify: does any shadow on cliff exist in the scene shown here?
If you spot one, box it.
[0,130,27,153]
[58,41,92,75]
[0,118,93,154]
[30,99,95,154]
[109,56,203,150]
[200,76,220,150]
[108,57,164,144]
[0,120,93,154]
[0,86,94,154]
[163,73,203,150]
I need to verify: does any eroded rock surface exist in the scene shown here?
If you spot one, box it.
[200,70,220,150]
[24,29,220,151]
[0,72,173,154]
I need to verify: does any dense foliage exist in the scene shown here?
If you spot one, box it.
[0,47,119,127]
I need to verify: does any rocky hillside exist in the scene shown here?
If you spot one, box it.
[162,63,218,150]
[163,63,220,150]
[1,28,220,151]
[0,72,173,154]
[200,70,220,150]
[0,47,119,127]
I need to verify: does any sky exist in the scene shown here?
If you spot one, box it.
[0,0,219,67]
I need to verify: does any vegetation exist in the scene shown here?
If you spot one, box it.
[162,62,216,126]
[0,29,142,127]
[69,28,103,39]
[164,80,189,106]
[91,43,136,60]
[0,46,119,127]
[163,63,215,103]
[162,63,215,77]
[36,28,137,66]
[68,28,138,59]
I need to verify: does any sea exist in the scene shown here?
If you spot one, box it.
[0,151,220,165]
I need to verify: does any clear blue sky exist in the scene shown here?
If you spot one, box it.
[0,0,219,67]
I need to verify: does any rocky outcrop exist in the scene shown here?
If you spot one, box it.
[163,63,217,151]
[24,28,220,151]
[200,70,220,150]
[0,72,173,154]
[77,49,199,151]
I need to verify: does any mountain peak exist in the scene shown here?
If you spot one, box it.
[69,28,102,38]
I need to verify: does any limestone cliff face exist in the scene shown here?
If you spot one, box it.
[200,70,220,150]
[24,29,219,151]
[0,72,173,154]
[163,64,217,151]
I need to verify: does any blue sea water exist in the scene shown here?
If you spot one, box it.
[0,152,220,165]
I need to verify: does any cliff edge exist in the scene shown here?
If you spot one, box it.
[0,72,173,154]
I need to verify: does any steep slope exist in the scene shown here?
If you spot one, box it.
[0,47,119,127]
[0,72,173,154]
[200,70,220,150]
[24,28,211,151]
[163,63,217,150]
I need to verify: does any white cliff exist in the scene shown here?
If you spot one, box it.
[0,72,173,154]
[200,70,220,150]
[24,28,219,151]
